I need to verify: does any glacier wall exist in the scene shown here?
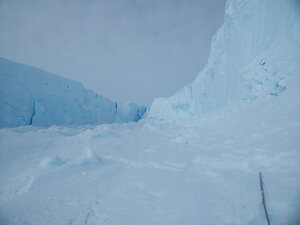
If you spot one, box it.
[149,0,300,121]
[0,57,147,127]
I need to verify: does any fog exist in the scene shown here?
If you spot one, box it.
[0,0,225,105]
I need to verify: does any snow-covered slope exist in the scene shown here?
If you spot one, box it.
[149,0,300,121]
[0,86,299,224]
[0,57,147,127]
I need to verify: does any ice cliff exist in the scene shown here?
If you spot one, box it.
[149,0,300,121]
[0,57,147,127]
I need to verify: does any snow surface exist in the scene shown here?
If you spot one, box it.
[0,88,299,224]
[0,0,300,224]
[0,57,147,127]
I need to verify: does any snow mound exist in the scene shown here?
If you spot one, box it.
[71,146,102,166]
[149,0,300,121]
[39,156,66,168]
[0,57,147,127]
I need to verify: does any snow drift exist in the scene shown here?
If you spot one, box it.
[0,57,147,127]
[149,0,300,121]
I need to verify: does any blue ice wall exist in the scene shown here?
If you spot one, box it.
[0,58,146,127]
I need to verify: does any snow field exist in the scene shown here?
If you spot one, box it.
[0,87,299,224]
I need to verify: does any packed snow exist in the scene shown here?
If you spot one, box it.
[0,57,147,128]
[0,89,299,224]
[0,0,300,224]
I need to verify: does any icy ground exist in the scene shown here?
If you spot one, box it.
[0,88,299,225]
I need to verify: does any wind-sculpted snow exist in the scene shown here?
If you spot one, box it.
[0,58,147,127]
[0,86,300,224]
[149,0,300,121]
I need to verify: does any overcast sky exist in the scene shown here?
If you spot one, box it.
[0,0,225,105]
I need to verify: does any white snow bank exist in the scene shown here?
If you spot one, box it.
[149,0,300,121]
[0,57,147,127]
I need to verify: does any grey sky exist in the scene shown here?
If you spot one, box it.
[0,0,225,105]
